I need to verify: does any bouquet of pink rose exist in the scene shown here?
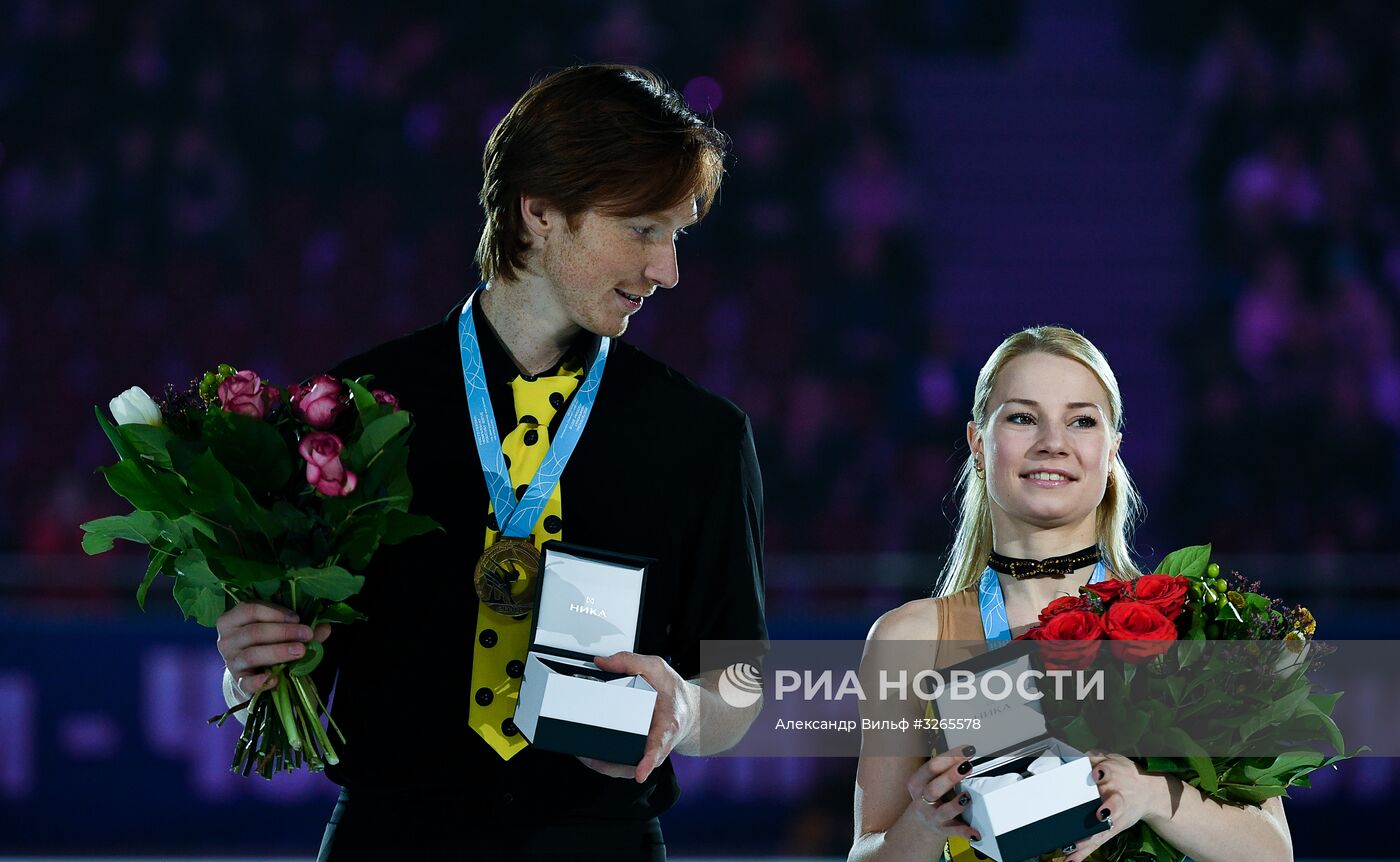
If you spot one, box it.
[82,365,439,777]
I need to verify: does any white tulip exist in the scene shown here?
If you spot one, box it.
[109,386,164,427]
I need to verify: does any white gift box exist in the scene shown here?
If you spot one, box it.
[512,541,658,765]
[930,644,1110,862]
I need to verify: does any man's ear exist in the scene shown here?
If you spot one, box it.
[519,194,557,243]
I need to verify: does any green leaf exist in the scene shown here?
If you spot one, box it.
[94,405,138,461]
[1306,690,1343,715]
[171,550,228,627]
[1186,754,1218,792]
[345,378,383,423]
[1103,821,1186,862]
[381,510,442,545]
[229,481,286,544]
[1156,727,1211,776]
[289,640,324,677]
[136,549,173,610]
[79,528,114,556]
[1213,601,1244,623]
[1175,639,1206,667]
[120,423,175,468]
[1264,751,1326,778]
[1144,756,1188,774]
[183,449,237,515]
[203,409,295,496]
[1211,782,1288,804]
[97,459,188,518]
[204,551,284,587]
[173,514,217,544]
[1155,544,1212,579]
[1293,697,1347,753]
[345,410,411,468]
[182,448,284,545]
[289,565,364,601]
[1117,706,1152,749]
[1261,683,1311,725]
[362,440,411,499]
[272,501,315,533]
[313,602,367,625]
[337,519,383,570]
[79,511,168,554]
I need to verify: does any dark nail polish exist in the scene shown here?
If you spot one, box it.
[958,793,970,806]
[957,761,972,774]
[962,744,977,756]
[1100,807,1111,820]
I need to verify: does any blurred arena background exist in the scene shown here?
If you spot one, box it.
[2,0,1398,858]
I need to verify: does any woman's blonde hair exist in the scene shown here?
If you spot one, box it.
[936,326,1143,597]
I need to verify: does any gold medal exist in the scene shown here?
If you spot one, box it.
[474,537,540,617]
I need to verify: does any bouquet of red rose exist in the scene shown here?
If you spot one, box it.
[82,366,439,777]
[1016,545,1355,862]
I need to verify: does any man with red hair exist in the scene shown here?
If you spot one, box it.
[216,65,766,861]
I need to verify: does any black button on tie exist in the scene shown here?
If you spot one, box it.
[485,512,498,532]
[543,515,562,534]
[549,392,564,409]
[501,791,515,804]
[501,717,518,737]
[506,659,524,678]
[479,629,498,648]
[475,687,494,706]
[519,414,538,426]
[516,483,528,500]
[523,429,539,446]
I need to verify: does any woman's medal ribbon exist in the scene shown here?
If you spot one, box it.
[978,561,1107,646]
[459,288,610,616]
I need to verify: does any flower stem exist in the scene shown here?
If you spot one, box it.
[310,678,346,744]
[271,669,303,752]
[345,495,408,517]
[293,674,339,765]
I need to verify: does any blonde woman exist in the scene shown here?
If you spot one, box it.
[849,327,1292,862]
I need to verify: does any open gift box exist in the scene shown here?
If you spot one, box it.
[930,643,1110,862]
[512,541,658,765]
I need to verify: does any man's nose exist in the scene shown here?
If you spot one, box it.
[644,240,679,289]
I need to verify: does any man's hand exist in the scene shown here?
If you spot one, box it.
[216,600,331,698]
[577,651,695,783]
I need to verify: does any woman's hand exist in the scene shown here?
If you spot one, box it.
[904,746,983,844]
[1064,752,1168,862]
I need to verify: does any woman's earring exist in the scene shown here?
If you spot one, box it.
[973,457,985,477]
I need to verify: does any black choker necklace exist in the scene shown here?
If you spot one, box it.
[987,545,1102,580]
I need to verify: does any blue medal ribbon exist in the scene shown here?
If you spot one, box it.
[978,561,1107,647]
[458,288,609,538]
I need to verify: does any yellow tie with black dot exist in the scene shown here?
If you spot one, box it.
[469,360,583,759]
